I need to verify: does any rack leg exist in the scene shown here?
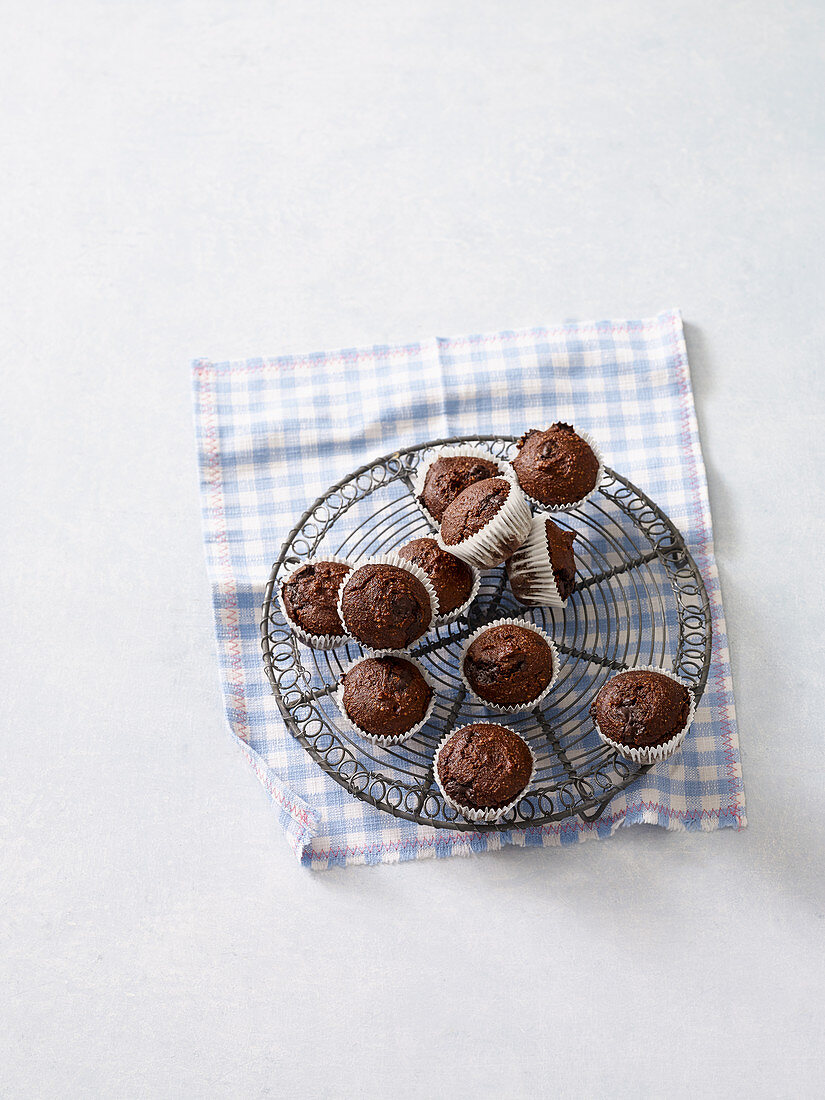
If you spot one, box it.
[577,795,613,823]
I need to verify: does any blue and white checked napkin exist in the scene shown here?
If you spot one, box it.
[192,309,745,869]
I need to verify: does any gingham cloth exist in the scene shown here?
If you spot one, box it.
[192,308,745,870]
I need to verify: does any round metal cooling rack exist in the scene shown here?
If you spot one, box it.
[261,435,712,831]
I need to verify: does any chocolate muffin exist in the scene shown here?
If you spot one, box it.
[511,423,600,507]
[591,669,691,750]
[419,454,501,522]
[462,622,554,708]
[281,559,352,641]
[506,516,577,607]
[440,477,509,545]
[439,476,532,568]
[396,538,475,616]
[436,723,533,811]
[340,655,433,739]
[339,562,433,650]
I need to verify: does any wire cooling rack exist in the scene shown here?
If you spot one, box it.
[261,436,711,830]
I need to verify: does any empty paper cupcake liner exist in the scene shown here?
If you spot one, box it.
[459,616,561,713]
[410,443,510,530]
[505,512,573,609]
[333,650,438,746]
[434,723,537,823]
[336,552,439,653]
[512,427,606,513]
[278,554,354,650]
[436,471,533,570]
[592,664,697,766]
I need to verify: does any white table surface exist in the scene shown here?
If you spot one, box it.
[3,2,824,1097]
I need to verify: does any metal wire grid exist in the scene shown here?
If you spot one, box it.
[260,436,712,830]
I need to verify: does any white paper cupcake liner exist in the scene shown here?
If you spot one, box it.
[434,723,537,823]
[436,471,533,570]
[278,554,354,650]
[459,616,561,713]
[333,650,438,746]
[336,552,439,653]
[511,427,606,513]
[410,443,510,530]
[592,664,697,765]
[505,512,574,609]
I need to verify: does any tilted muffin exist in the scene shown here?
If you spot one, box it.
[506,515,577,607]
[435,722,534,820]
[591,668,693,764]
[338,560,435,650]
[338,654,434,741]
[396,537,476,618]
[418,452,503,523]
[461,620,557,710]
[280,558,352,648]
[438,476,532,569]
[511,423,601,508]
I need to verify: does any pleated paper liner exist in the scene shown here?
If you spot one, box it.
[410,443,510,531]
[592,665,697,765]
[511,427,606,513]
[436,472,532,570]
[333,650,438,746]
[459,616,561,713]
[434,723,537,823]
[336,552,439,653]
[505,512,573,609]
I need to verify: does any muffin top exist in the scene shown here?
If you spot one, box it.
[341,655,433,737]
[420,454,501,522]
[437,723,533,810]
[463,622,554,707]
[396,538,474,616]
[512,423,599,506]
[591,669,691,748]
[281,560,352,638]
[440,477,511,546]
[340,562,432,650]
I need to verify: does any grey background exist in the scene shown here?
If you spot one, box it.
[2,1,824,1097]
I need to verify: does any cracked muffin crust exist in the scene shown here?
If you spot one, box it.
[439,477,511,546]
